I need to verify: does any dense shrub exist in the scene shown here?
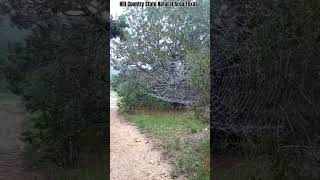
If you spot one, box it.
[112,72,173,113]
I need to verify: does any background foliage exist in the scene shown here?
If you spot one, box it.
[0,0,117,170]
[212,0,320,179]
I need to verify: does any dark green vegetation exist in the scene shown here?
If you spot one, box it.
[212,1,320,179]
[23,125,107,180]
[3,22,108,169]
[0,1,116,179]
[126,112,209,180]
[111,0,210,179]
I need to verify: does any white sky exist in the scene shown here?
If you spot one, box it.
[110,0,125,18]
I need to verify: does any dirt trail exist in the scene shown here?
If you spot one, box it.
[110,94,172,180]
[0,93,40,180]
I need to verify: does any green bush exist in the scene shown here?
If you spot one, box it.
[112,72,173,113]
[186,50,210,107]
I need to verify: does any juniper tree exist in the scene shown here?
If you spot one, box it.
[111,0,210,107]
[0,0,125,167]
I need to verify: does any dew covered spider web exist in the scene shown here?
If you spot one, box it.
[210,0,319,139]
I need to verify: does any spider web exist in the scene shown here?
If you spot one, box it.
[146,61,201,105]
[211,1,290,137]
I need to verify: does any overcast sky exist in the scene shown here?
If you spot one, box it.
[110,0,125,18]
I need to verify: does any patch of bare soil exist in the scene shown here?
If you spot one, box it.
[0,93,42,180]
[110,94,173,180]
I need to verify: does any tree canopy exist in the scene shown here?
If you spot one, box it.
[111,0,210,106]
[0,0,124,167]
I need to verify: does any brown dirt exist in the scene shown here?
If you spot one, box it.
[0,93,41,180]
[110,94,173,180]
